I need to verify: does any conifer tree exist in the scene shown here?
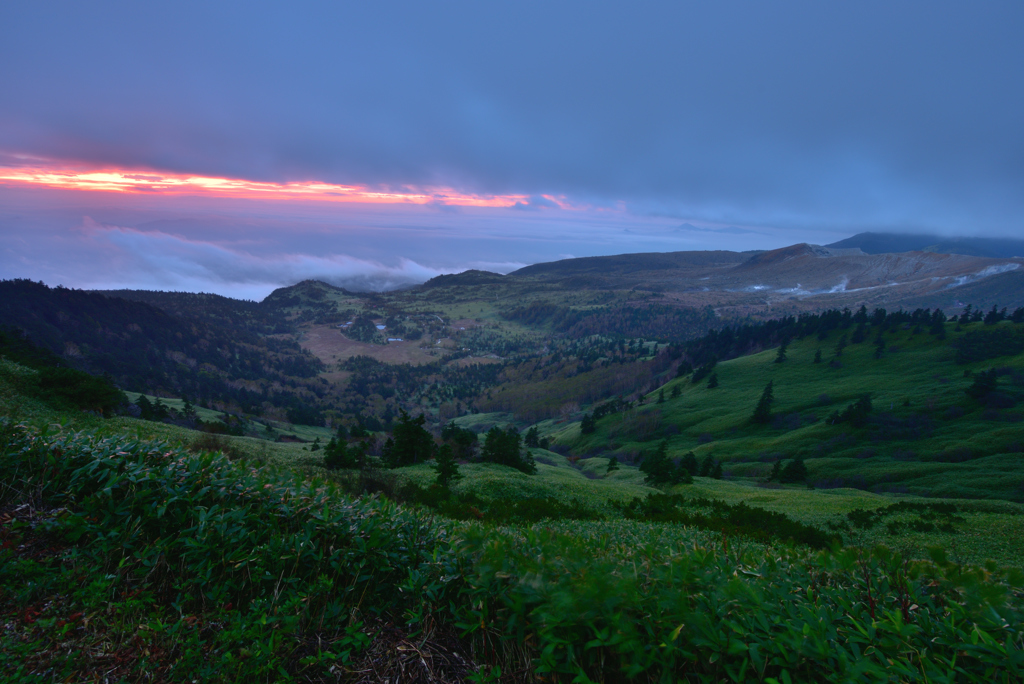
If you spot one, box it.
[136,394,154,420]
[670,384,681,399]
[385,410,435,467]
[680,451,698,476]
[481,426,536,474]
[432,444,462,488]
[752,380,774,424]
[813,349,822,364]
[711,460,723,479]
[834,334,848,358]
[775,340,788,363]
[780,456,808,483]
[707,373,719,389]
[930,310,947,339]
[641,441,674,484]
[324,437,360,470]
[606,456,620,474]
[699,455,713,477]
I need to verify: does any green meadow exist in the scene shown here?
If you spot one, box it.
[3,317,1024,680]
[557,320,1024,502]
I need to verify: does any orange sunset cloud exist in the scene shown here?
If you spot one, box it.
[0,160,549,209]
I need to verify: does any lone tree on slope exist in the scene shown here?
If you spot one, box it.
[752,380,775,424]
[775,340,789,363]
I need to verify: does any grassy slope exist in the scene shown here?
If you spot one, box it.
[6,422,1022,682]
[123,391,338,444]
[4,355,1023,567]
[558,321,1024,501]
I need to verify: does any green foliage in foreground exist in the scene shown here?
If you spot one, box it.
[3,421,1024,681]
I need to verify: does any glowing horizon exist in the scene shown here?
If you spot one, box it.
[0,157,557,209]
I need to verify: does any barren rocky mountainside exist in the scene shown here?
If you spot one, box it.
[495,240,1024,314]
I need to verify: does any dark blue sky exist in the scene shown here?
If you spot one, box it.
[1,2,1022,296]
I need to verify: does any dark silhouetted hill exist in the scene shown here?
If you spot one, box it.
[827,232,1024,259]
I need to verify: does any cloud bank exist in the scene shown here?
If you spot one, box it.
[75,219,525,300]
[1,3,1022,236]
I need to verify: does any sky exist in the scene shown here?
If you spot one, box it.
[1,2,1022,299]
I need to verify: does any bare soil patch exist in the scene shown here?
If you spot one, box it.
[300,324,441,366]
[449,356,503,367]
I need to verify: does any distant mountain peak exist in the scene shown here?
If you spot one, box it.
[827,232,1024,259]
[420,270,505,289]
[737,243,833,268]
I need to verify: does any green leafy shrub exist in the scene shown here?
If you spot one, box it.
[3,421,1024,682]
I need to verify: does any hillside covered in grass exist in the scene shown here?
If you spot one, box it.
[3,418,1024,682]
[555,308,1024,503]
[4,289,1024,679]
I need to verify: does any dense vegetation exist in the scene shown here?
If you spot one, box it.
[3,421,1023,682]
[0,326,125,415]
[7,270,1024,680]
[0,280,324,419]
[561,306,1024,504]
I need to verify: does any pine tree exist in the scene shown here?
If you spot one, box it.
[657,388,665,404]
[640,441,674,484]
[930,311,947,339]
[580,413,596,434]
[152,398,170,420]
[834,334,848,358]
[670,384,681,399]
[768,459,782,481]
[699,455,713,477]
[813,349,822,364]
[432,444,462,488]
[711,460,723,479]
[324,437,359,470]
[676,361,694,378]
[606,456,620,474]
[966,369,999,401]
[680,451,698,476]
[780,456,808,483]
[136,394,154,420]
[752,380,774,424]
[385,411,435,467]
[775,340,788,363]
[482,426,535,474]
[707,373,719,389]
[671,462,693,484]
[984,305,1007,326]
